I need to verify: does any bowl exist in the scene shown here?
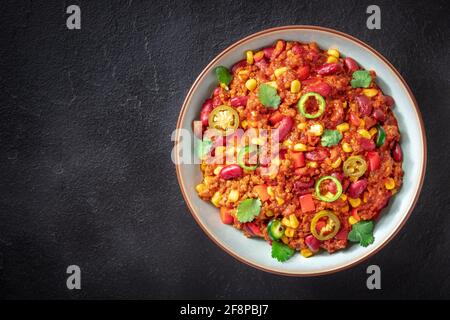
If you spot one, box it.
[174,26,426,276]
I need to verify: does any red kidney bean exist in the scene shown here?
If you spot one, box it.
[358,138,375,151]
[331,172,344,182]
[275,116,293,141]
[307,82,331,97]
[344,57,359,72]
[372,108,386,122]
[231,59,247,73]
[213,87,221,96]
[348,179,368,198]
[292,44,304,55]
[305,149,329,161]
[305,235,321,252]
[382,95,395,107]
[263,46,275,59]
[212,95,221,107]
[293,179,315,191]
[279,148,287,160]
[200,99,214,127]
[297,65,310,80]
[230,96,248,107]
[317,63,342,76]
[244,222,262,237]
[307,50,319,62]
[356,95,372,117]
[219,164,243,180]
[392,143,403,162]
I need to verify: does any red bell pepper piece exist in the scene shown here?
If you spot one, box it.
[299,194,315,213]
[254,185,270,202]
[367,151,381,172]
[291,152,305,168]
[220,207,234,225]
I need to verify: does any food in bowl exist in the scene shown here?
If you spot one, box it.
[194,39,403,262]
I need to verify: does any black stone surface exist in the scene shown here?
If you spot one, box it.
[0,0,449,299]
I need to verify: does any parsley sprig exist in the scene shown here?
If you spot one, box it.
[271,241,295,262]
[348,221,375,247]
[258,83,281,109]
[236,198,261,223]
[351,70,372,88]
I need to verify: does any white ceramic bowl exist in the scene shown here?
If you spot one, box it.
[175,26,426,276]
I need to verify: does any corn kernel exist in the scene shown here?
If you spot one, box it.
[349,197,361,208]
[274,67,288,78]
[215,146,226,157]
[241,120,248,129]
[265,210,274,217]
[307,161,318,168]
[342,205,350,213]
[293,143,307,152]
[266,81,278,89]
[297,122,307,130]
[342,143,353,153]
[385,177,395,190]
[283,139,293,148]
[342,101,348,108]
[245,78,257,91]
[276,196,285,205]
[301,248,313,258]
[336,122,349,132]
[289,214,299,228]
[246,50,254,65]
[290,80,301,93]
[331,157,342,169]
[369,127,378,137]
[326,55,338,63]
[254,51,264,61]
[237,69,250,81]
[327,49,340,58]
[213,166,223,175]
[204,176,215,185]
[228,189,239,202]
[358,129,372,139]
[285,228,295,238]
[340,194,348,201]
[196,183,207,194]
[281,217,291,227]
[308,123,324,136]
[267,186,275,198]
[348,216,358,225]
[251,137,265,145]
[211,191,222,207]
[281,235,289,244]
[363,88,378,97]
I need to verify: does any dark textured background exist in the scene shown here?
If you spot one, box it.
[0,0,449,299]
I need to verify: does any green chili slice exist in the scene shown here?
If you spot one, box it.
[376,125,386,147]
[314,176,343,202]
[268,219,285,241]
[310,210,341,240]
[298,92,326,119]
[238,145,259,170]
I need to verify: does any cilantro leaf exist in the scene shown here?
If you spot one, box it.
[321,129,342,147]
[271,241,295,262]
[348,221,375,247]
[351,70,372,88]
[258,83,281,109]
[214,66,232,86]
[195,138,212,160]
[236,198,261,223]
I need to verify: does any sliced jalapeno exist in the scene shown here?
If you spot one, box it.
[268,219,285,241]
[237,145,259,171]
[376,125,386,147]
[298,92,326,119]
[208,105,240,135]
[343,155,367,178]
[310,210,341,241]
[314,176,343,202]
